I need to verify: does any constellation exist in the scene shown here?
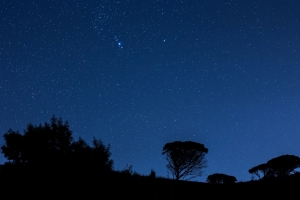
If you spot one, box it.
[92,1,127,44]
[114,36,124,49]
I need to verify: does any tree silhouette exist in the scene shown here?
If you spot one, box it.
[66,137,113,173]
[248,163,270,179]
[1,116,73,166]
[248,154,300,179]
[1,129,24,164]
[267,154,300,177]
[69,137,91,168]
[162,141,208,180]
[90,137,114,171]
[1,116,113,173]
[207,173,237,184]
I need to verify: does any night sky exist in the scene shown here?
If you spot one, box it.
[1,0,300,182]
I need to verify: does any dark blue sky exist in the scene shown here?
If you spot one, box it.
[1,0,300,181]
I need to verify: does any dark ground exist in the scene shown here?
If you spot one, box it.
[0,166,299,199]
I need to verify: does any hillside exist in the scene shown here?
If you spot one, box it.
[0,165,298,199]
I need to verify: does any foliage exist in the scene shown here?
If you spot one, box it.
[1,116,113,172]
[207,173,237,184]
[1,116,73,166]
[90,137,114,171]
[1,129,24,164]
[248,163,270,179]
[267,154,300,176]
[249,154,300,179]
[68,137,113,172]
[119,164,135,176]
[162,141,208,180]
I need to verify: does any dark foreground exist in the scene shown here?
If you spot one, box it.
[0,166,299,199]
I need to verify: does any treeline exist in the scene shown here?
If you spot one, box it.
[1,116,300,184]
[1,116,113,175]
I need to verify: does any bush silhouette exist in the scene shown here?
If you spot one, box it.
[207,173,237,184]
[150,169,156,178]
